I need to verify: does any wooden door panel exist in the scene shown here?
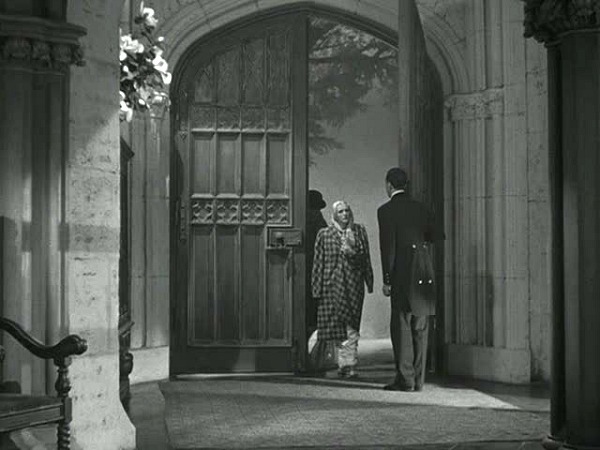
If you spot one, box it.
[190,105,215,129]
[192,136,212,193]
[216,48,240,104]
[172,16,307,375]
[267,31,289,105]
[243,38,265,104]
[241,136,263,194]
[194,64,214,103]
[216,135,239,194]
[267,136,289,195]
[266,251,291,342]
[189,226,214,342]
[215,226,238,343]
[240,226,263,342]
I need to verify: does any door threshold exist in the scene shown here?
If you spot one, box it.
[174,372,294,381]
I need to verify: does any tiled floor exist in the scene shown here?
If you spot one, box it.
[129,340,550,450]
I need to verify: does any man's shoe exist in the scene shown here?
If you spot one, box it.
[414,384,423,392]
[383,383,413,392]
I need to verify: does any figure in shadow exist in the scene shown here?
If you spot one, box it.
[306,190,328,339]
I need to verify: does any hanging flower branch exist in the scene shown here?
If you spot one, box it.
[119,3,172,122]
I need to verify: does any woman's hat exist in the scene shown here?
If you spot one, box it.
[309,190,326,210]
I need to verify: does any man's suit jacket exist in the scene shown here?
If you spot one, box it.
[377,192,436,316]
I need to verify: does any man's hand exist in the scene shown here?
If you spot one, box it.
[382,284,391,297]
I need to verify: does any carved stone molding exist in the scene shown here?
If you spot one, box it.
[523,0,600,44]
[444,89,504,121]
[0,14,86,69]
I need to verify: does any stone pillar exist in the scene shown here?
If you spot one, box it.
[65,1,137,448]
[525,1,600,449]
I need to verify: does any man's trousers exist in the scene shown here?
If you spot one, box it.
[390,305,430,389]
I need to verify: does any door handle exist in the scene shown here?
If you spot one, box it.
[266,228,303,250]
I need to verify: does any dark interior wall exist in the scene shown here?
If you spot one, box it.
[0,0,66,20]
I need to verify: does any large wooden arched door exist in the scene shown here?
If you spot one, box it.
[171,15,308,374]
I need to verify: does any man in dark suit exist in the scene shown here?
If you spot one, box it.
[377,167,436,391]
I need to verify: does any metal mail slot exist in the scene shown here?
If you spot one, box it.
[267,228,303,248]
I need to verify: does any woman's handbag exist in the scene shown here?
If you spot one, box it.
[409,242,436,314]
[307,330,338,372]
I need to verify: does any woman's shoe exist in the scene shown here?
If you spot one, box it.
[338,366,358,379]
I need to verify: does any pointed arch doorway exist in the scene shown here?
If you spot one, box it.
[169,8,434,377]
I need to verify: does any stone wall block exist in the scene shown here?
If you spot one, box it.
[486,0,504,88]
[67,169,120,228]
[487,194,507,279]
[505,276,530,349]
[527,132,550,201]
[490,274,508,347]
[503,115,528,196]
[484,114,505,197]
[356,0,397,32]
[504,195,529,277]
[67,255,119,350]
[69,64,121,173]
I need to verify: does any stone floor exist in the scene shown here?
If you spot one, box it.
[129,340,550,450]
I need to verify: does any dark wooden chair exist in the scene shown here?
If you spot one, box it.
[0,317,87,450]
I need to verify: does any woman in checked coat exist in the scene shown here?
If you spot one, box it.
[311,200,374,378]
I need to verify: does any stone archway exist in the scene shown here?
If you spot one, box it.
[128,0,552,388]
[164,2,438,376]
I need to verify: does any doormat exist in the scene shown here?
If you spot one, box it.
[159,376,549,449]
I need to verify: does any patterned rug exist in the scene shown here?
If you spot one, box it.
[160,375,549,449]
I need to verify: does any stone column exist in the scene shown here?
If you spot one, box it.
[65,1,137,447]
[525,2,600,449]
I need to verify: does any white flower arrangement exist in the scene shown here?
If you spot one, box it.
[119,2,171,122]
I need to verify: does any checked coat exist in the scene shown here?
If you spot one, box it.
[311,223,374,341]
